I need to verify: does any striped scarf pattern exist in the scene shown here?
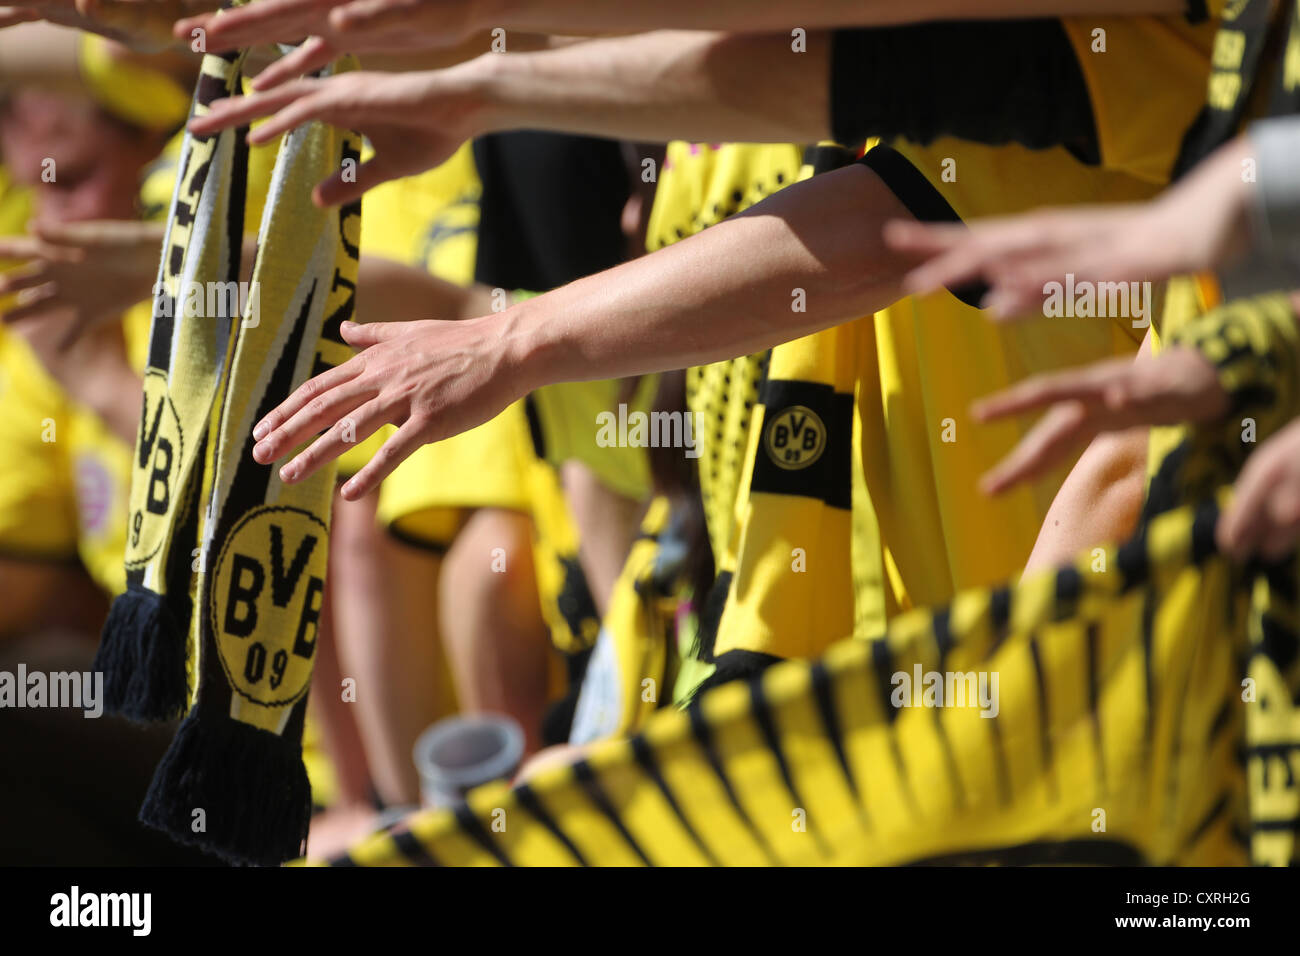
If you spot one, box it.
[95,21,362,865]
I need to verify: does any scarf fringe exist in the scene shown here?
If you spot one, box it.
[139,711,312,867]
[93,584,189,722]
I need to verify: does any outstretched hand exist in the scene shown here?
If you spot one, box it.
[973,347,1227,494]
[884,207,1182,318]
[175,0,481,68]
[0,220,163,348]
[251,315,529,500]
[188,70,477,206]
[884,136,1254,319]
[1218,417,1300,562]
[1,0,213,51]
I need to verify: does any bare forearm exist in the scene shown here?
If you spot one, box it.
[472,29,829,145]
[501,163,914,388]
[358,28,566,73]
[481,0,1182,35]
[1021,426,1149,576]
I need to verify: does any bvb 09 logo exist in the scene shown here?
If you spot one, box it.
[211,506,327,707]
[126,370,183,566]
[765,405,826,470]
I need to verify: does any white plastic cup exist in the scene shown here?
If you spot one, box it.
[413,714,525,809]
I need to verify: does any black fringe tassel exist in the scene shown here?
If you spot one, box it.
[93,584,189,722]
[138,711,312,867]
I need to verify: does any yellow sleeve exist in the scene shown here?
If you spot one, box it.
[1060,14,1218,184]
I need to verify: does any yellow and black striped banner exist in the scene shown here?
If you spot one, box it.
[317,492,1297,866]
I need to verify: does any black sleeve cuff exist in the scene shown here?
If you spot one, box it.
[855,145,989,308]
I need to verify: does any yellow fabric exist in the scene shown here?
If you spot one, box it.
[1147,293,1300,522]
[715,322,860,661]
[1060,13,1218,184]
[120,53,258,665]
[848,138,1162,610]
[0,117,268,597]
[0,168,142,585]
[646,143,882,687]
[134,121,346,791]
[0,332,79,562]
[531,376,656,502]
[301,715,339,809]
[138,133,186,223]
[547,141,797,693]
[77,33,191,133]
[0,321,141,593]
[521,375,656,657]
[63,304,152,597]
[710,147,882,664]
[859,285,1143,617]
[0,164,33,263]
[0,168,75,562]
[378,397,534,548]
[117,46,365,868]
[359,143,480,283]
[190,64,362,734]
[893,138,1167,221]
[711,136,1165,669]
[666,13,1215,663]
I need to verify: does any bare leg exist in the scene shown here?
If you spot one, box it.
[439,507,551,755]
[560,461,643,616]
[1021,427,1149,576]
[328,487,453,806]
[309,571,373,807]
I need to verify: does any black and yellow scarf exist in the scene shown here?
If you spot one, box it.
[94,26,362,865]
[1174,0,1300,177]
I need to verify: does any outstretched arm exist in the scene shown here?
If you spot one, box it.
[176,0,1186,62]
[189,30,831,205]
[191,12,1097,208]
[250,161,920,499]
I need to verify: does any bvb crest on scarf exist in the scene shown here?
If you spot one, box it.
[94,5,363,865]
[764,404,826,469]
[130,371,184,566]
[211,505,327,710]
